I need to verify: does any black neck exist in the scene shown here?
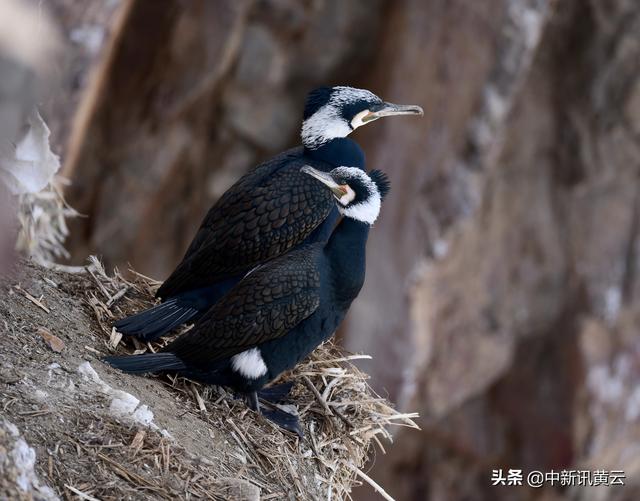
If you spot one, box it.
[304,137,366,169]
[325,216,370,305]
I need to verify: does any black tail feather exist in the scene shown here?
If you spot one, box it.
[103,352,186,374]
[114,299,198,342]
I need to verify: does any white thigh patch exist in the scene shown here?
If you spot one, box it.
[231,348,268,379]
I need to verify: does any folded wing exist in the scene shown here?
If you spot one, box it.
[157,156,333,298]
[163,245,323,367]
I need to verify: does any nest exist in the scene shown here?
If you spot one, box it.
[75,256,419,500]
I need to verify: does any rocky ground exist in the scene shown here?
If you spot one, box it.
[0,259,414,500]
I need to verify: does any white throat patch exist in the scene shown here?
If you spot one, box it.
[231,347,268,379]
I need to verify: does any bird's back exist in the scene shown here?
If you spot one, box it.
[156,148,336,298]
[178,146,305,258]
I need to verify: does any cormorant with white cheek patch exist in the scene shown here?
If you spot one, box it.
[105,166,390,435]
[113,86,421,342]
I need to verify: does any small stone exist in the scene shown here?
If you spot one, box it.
[216,478,260,501]
[36,327,64,353]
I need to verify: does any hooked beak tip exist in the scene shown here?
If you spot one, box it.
[365,103,424,122]
[384,103,424,116]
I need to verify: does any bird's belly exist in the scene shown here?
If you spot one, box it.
[260,312,343,379]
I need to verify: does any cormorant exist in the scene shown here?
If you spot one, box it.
[114,86,420,341]
[105,165,390,435]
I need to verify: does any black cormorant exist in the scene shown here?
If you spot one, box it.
[105,165,390,435]
[114,86,420,341]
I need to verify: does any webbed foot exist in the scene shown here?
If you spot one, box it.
[258,381,295,403]
[243,390,303,437]
[261,405,303,437]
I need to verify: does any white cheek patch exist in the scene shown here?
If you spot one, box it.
[339,194,381,225]
[301,105,351,149]
[231,347,268,379]
[338,184,356,205]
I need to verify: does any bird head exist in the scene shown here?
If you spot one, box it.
[301,86,423,149]
[301,165,390,225]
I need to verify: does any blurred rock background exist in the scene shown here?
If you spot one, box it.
[7,0,640,499]
[0,0,63,275]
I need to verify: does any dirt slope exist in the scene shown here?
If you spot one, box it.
[0,260,412,500]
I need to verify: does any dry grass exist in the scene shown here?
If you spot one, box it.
[74,256,419,500]
[16,176,79,265]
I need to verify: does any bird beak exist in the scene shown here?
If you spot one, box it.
[301,166,348,198]
[362,102,424,123]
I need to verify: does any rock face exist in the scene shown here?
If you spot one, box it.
[344,0,554,402]
[28,0,640,499]
[60,0,385,279]
[0,0,62,276]
[358,1,640,500]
